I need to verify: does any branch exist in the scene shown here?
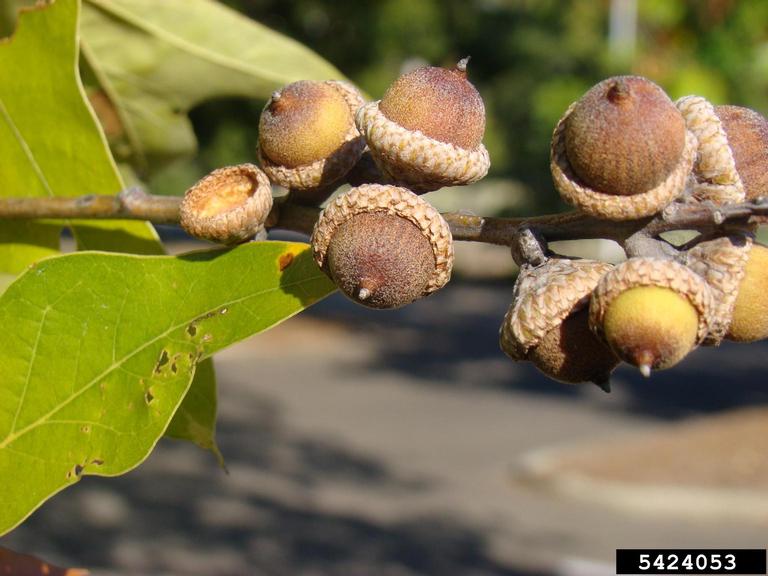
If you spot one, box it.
[0,192,766,255]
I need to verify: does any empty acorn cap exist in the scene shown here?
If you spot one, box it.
[685,234,752,345]
[551,77,697,220]
[676,96,746,204]
[311,184,453,295]
[179,163,273,244]
[590,258,714,345]
[258,80,366,191]
[500,258,614,360]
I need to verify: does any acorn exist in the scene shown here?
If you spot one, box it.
[590,258,714,376]
[311,184,453,309]
[257,80,366,197]
[500,258,619,388]
[551,76,697,220]
[677,97,768,203]
[179,164,273,244]
[726,241,768,342]
[355,58,490,193]
[685,234,752,345]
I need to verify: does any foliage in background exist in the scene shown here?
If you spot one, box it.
[154,0,768,211]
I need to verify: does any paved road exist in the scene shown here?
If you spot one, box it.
[4,280,767,575]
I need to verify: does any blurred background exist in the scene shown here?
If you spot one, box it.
[153,0,768,213]
[3,1,768,574]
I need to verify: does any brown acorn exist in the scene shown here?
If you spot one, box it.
[257,80,365,195]
[355,59,490,192]
[500,258,619,388]
[311,184,453,309]
[551,76,696,220]
[676,98,768,203]
[179,164,273,244]
[590,258,714,376]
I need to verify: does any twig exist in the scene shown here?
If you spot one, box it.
[1,192,766,261]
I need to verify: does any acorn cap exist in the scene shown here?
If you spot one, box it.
[258,80,366,191]
[500,258,614,361]
[179,163,273,244]
[311,184,453,294]
[551,103,697,220]
[590,258,714,344]
[675,96,745,204]
[685,235,752,345]
[714,105,768,201]
[355,100,490,193]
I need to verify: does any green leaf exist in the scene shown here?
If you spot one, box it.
[165,357,224,467]
[0,241,335,535]
[79,0,345,173]
[0,0,161,269]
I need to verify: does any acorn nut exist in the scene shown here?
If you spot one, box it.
[311,184,453,309]
[677,97,768,203]
[551,76,696,220]
[257,80,366,197]
[590,258,714,376]
[725,241,768,342]
[500,258,619,388]
[355,58,491,193]
[179,164,273,244]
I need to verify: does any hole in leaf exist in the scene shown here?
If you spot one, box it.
[74,464,84,477]
[92,459,104,466]
[154,349,170,373]
[81,425,91,434]
[220,307,228,315]
[171,362,178,374]
[145,390,155,404]
[187,323,198,337]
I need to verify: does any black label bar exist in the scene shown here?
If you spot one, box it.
[616,549,767,574]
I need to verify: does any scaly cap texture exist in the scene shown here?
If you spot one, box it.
[500,258,614,360]
[258,80,366,191]
[590,258,714,344]
[179,163,272,244]
[311,184,453,294]
[356,101,490,193]
[676,96,745,204]
[685,235,752,345]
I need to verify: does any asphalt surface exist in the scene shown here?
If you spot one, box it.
[3,278,767,575]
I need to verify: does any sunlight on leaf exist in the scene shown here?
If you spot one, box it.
[0,0,161,270]
[0,241,335,535]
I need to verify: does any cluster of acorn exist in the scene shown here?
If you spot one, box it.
[179,59,489,310]
[177,61,768,389]
[507,75,768,387]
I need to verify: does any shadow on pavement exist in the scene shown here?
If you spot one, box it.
[307,279,768,420]
[3,391,543,576]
